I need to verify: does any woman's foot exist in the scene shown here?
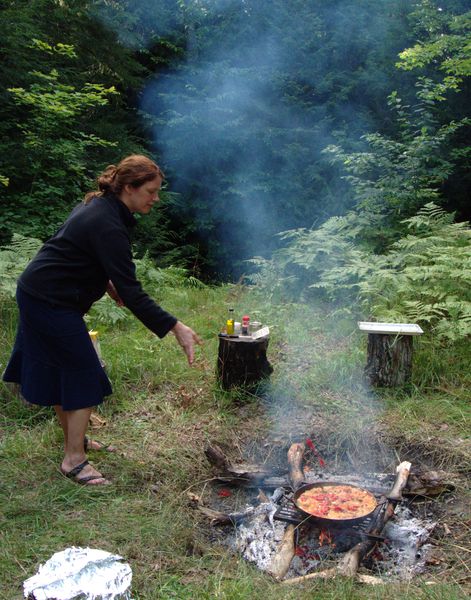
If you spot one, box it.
[61,459,111,486]
[84,436,116,453]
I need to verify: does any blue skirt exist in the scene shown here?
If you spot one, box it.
[2,287,112,411]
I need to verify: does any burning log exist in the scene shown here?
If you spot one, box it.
[217,335,273,390]
[205,444,275,485]
[267,525,296,580]
[267,443,306,579]
[405,470,455,497]
[187,492,256,526]
[287,442,306,491]
[206,443,454,498]
[282,461,412,585]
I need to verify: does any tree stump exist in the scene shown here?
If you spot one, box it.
[365,333,413,386]
[358,322,423,387]
[217,335,273,390]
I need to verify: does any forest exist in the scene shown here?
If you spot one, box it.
[1,0,469,279]
[0,1,470,598]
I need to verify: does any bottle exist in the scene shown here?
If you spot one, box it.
[242,315,250,335]
[226,308,235,335]
[89,330,106,368]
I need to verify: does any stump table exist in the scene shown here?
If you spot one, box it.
[358,322,424,387]
[217,334,273,390]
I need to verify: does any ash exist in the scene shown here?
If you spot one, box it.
[376,505,436,579]
[227,491,286,571]
[232,511,287,571]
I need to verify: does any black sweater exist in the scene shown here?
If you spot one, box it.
[18,193,177,338]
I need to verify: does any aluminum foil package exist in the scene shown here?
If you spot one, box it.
[23,547,132,600]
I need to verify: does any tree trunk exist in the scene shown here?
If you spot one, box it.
[217,335,273,390]
[365,333,413,387]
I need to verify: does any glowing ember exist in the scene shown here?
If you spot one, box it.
[318,529,335,547]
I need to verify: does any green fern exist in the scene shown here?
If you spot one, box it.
[252,204,471,342]
[0,234,43,299]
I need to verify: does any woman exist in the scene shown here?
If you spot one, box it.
[3,155,201,485]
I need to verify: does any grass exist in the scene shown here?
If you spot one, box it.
[1,281,470,599]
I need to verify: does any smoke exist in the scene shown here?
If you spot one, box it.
[260,308,394,474]
[136,0,399,275]
[91,1,411,276]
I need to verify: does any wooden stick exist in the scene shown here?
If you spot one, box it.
[287,442,305,491]
[205,443,275,484]
[387,461,412,501]
[267,443,306,581]
[282,568,339,584]
[268,525,296,580]
[187,491,256,526]
[282,570,385,586]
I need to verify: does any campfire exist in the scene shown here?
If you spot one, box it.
[189,442,453,584]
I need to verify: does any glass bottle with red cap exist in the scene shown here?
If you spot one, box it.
[242,315,250,335]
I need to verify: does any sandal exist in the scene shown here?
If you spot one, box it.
[61,460,110,486]
[84,436,116,453]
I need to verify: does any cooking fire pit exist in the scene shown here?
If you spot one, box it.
[189,442,448,584]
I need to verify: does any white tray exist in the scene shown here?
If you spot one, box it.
[357,321,423,335]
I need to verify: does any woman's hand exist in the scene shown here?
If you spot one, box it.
[106,280,124,306]
[170,321,202,365]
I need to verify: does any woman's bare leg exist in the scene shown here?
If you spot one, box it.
[54,405,69,447]
[59,407,109,484]
[55,405,111,452]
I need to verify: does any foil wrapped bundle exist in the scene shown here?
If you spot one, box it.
[23,547,132,600]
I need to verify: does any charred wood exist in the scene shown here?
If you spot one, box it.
[187,492,256,526]
[205,444,454,497]
[405,470,456,497]
[204,443,274,484]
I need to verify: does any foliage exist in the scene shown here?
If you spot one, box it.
[2,40,118,240]
[0,0,151,242]
[250,1,471,343]
[395,0,471,219]
[0,234,43,299]
[397,3,471,90]
[248,211,372,305]
[0,0,469,278]
[358,204,471,341]
[324,82,468,247]
[252,204,471,342]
